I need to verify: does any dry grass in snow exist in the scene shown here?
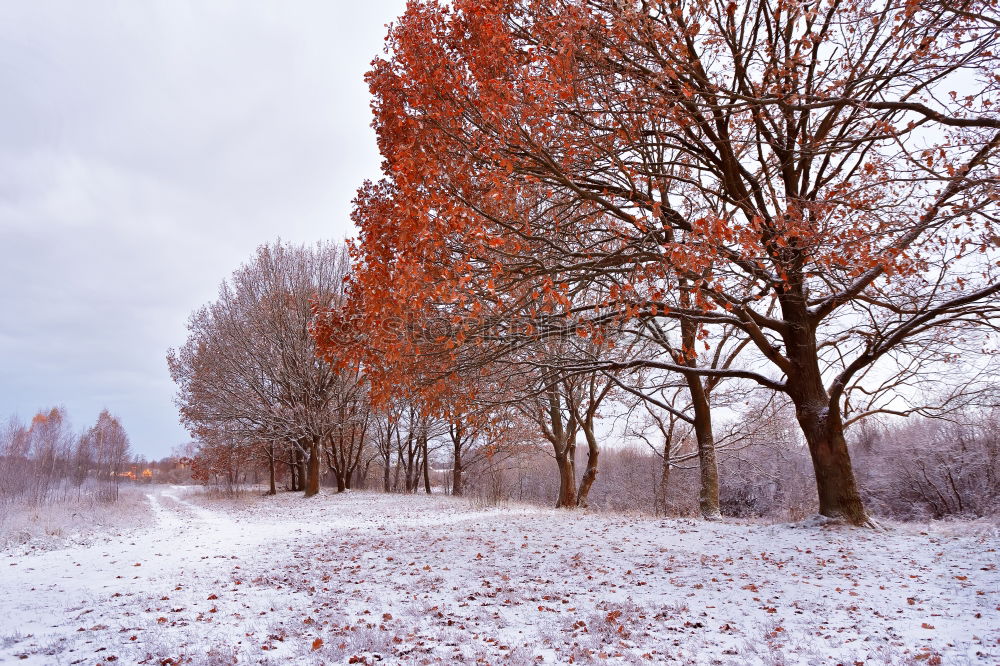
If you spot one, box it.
[0,488,996,665]
[0,487,153,554]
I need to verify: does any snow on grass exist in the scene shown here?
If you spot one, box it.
[0,487,153,555]
[0,488,996,664]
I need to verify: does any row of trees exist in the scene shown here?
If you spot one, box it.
[317,0,1000,526]
[168,240,521,500]
[0,407,133,505]
[173,0,999,527]
[444,408,1000,521]
[171,235,998,522]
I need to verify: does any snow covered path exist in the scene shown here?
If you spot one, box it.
[0,489,997,664]
[0,486,353,664]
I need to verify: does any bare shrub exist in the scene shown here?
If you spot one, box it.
[854,413,1000,520]
[0,486,151,552]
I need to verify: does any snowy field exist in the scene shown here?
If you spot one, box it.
[0,488,997,665]
[0,488,153,554]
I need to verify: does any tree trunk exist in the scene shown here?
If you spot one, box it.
[687,374,721,520]
[267,443,276,496]
[655,434,672,516]
[576,417,599,508]
[452,443,463,497]
[296,447,307,492]
[421,435,432,494]
[304,441,320,497]
[781,294,870,526]
[555,447,577,508]
[795,398,870,525]
[393,444,404,491]
[678,311,721,521]
[344,426,363,492]
[403,446,413,492]
[546,388,579,509]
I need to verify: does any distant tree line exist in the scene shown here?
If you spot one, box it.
[0,407,133,506]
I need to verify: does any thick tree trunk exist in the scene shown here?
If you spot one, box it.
[576,419,599,508]
[304,441,320,497]
[452,446,463,497]
[781,293,870,526]
[450,421,464,496]
[687,374,721,520]
[555,448,577,508]
[795,398,870,525]
[546,387,579,509]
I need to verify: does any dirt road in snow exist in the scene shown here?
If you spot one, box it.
[1,489,997,665]
[0,488,524,664]
[0,487,322,664]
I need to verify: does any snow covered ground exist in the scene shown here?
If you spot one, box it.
[0,488,996,665]
[0,488,153,554]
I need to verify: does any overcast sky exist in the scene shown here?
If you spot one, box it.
[0,0,407,458]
